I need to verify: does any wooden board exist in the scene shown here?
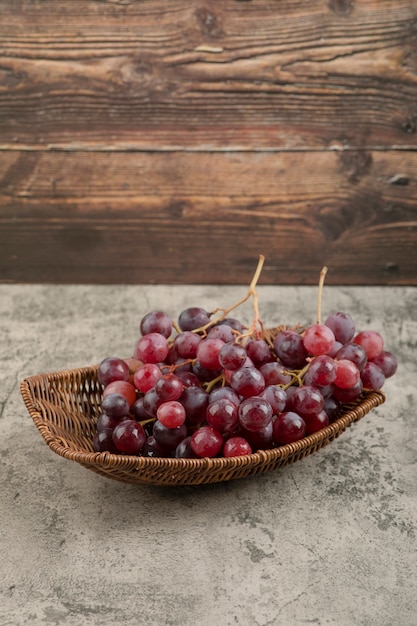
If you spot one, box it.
[1,0,416,284]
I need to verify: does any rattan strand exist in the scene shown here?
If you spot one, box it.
[20,364,386,486]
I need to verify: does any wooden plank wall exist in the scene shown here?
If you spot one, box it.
[1,0,416,285]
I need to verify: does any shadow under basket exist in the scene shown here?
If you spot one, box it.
[21,365,385,487]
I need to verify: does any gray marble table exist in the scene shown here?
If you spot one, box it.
[1,284,416,626]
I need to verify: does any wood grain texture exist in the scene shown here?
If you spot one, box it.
[1,0,416,284]
[2,150,416,284]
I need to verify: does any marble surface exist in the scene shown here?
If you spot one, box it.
[1,283,416,626]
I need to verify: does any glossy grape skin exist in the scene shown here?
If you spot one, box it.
[133,333,170,364]
[371,351,398,378]
[273,330,308,368]
[153,421,188,451]
[238,396,273,432]
[332,379,363,403]
[260,362,292,386]
[360,362,386,390]
[96,413,120,433]
[140,311,172,338]
[230,367,265,398]
[303,324,335,356]
[209,386,240,406]
[143,388,164,417]
[190,426,223,458]
[93,429,119,454]
[130,396,153,421]
[112,420,146,454]
[196,338,225,370]
[175,436,198,459]
[178,307,210,332]
[304,409,329,435]
[98,357,130,387]
[324,396,340,421]
[206,398,239,435]
[154,374,184,401]
[103,380,137,407]
[157,401,186,428]
[208,324,235,343]
[133,363,162,393]
[308,355,337,386]
[192,361,222,383]
[223,437,252,457]
[354,330,384,360]
[176,370,202,388]
[260,385,287,414]
[324,312,356,344]
[174,331,202,358]
[179,385,209,425]
[240,421,273,451]
[218,342,247,371]
[334,359,360,389]
[141,435,166,458]
[292,385,325,418]
[335,343,367,371]
[101,393,130,419]
[245,339,274,367]
[273,411,306,445]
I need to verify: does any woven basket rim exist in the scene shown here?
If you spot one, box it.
[20,364,386,477]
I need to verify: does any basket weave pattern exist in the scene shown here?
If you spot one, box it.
[20,365,385,486]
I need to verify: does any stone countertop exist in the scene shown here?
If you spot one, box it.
[1,284,416,626]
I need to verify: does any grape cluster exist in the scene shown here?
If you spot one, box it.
[93,306,397,460]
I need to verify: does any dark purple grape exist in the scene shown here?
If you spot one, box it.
[360,362,386,390]
[176,370,202,388]
[101,393,130,419]
[96,413,121,432]
[230,367,265,398]
[273,411,306,445]
[112,420,146,454]
[273,331,308,368]
[238,396,273,432]
[206,398,239,435]
[240,421,273,451]
[140,311,172,338]
[209,386,240,406]
[292,385,325,418]
[218,342,247,371]
[371,351,398,378]
[260,385,287,414]
[130,396,153,421]
[93,429,119,453]
[332,380,363,403]
[324,312,356,344]
[141,435,166,458]
[152,421,187,451]
[98,357,130,387]
[192,360,222,383]
[175,436,198,459]
[246,339,274,367]
[143,388,164,417]
[154,374,184,402]
[180,385,209,425]
[178,307,210,332]
[304,410,329,435]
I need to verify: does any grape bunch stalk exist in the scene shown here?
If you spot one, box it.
[93,257,397,459]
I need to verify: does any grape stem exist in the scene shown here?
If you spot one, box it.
[317,266,328,325]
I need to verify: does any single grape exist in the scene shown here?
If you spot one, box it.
[153,421,188,451]
[238,396,273,432]
[206,398,239,435]
[273,330,308,368]
[157,401,186,428]
[308,355,337,386]
[112,420,146,454]
[332,380,363,403]
[245,339,274,367]
[103,380,137,407]
[190,426,223,458]
[334,359,360,389]
[217,318,244,333]
[101,393,130,419]
[192,360,222,383]
[130,396,153,421]
[354,330,384,360]
[260,385,287,414]
[230,366,265,398]
[303,324,335,356]
[96,413,120,432]
[335,343,367,371]
[178,307,210,332]
[292,385,325,418]
[124,357,143,375]
[133,333,169,364]
[218,342,247,371]
[143,387,164,417]
[133,363,162,393]
[304,409,329,435]
[176,370,203,388]
[260,362,292,386]
[327,340,343,358]
[209,386,240,406]
[223,437,252,457]
[240,421,273,451]
[180,385,209,425]
[360,362,386,390]
[174,331,202,359]
[175,436,198,459]
[141,435,166,458]
[154,374,184,401]
[324,396,340,421]
[140,311,172,338]
[371,351,398,378]
[93,429,119,454]
[98,357,130,387]
[208,324,235,343]
[273,411,306,445]
[196,338,225,370]
[324,312,356,344]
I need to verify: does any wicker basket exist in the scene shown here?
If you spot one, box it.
[20,364,385,487]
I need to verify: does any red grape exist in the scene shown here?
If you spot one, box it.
[303,324,335,356]
[190,426,223,458]
[140,311,172,338]
[334,359,360,389]
[219,342,247,371]
[223,437,252,457]
[98,357,130,387]
[238,396,273,432]
[273,330,308,368]
[360,362,386,390]
[354,330,384,360]
[103,380,137,407]
[134,333,169,364]
[370,351,397,378]
[324,312,356,344]
[308,355,337,386]
[133,363,162,393]
[230,366,265,397]
[112,420,146,454]
[292,385,325,418]
[206,398,239,435]
[178,307,210,332]
[273,412,306,445]
[174,331,202,358]
[157,401,186,428]
[304,409,329,435]
[196,338,225,370]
